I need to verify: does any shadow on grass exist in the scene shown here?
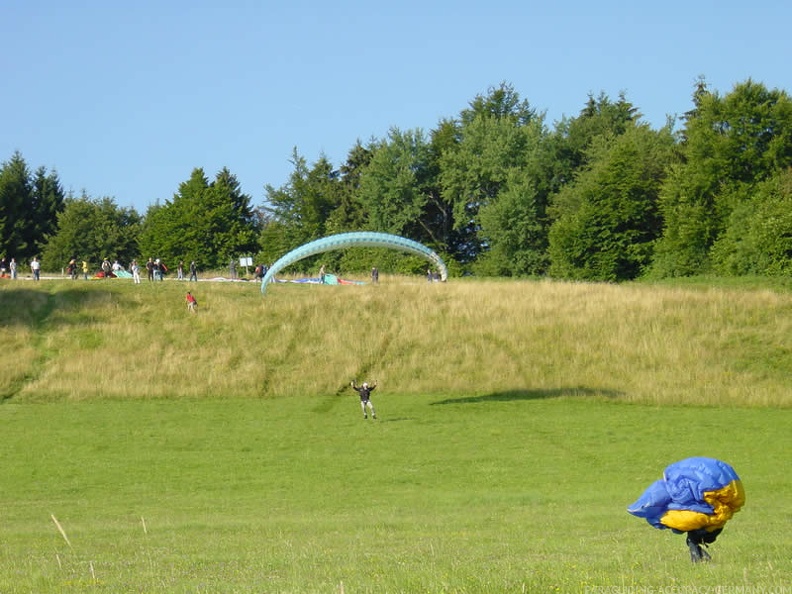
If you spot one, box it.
[430,386,624,406]
[0,286,125,329]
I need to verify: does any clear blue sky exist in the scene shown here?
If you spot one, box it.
[2,0,790,214]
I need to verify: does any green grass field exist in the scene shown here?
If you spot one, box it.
[0,277,790,592]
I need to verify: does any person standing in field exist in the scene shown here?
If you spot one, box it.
[82,260,89,280]
[186,291,197,313]
[131,259,141,284]
[30,257,41,281]
[9,257,17,279]
[189,260,198,282]
[153,259,163,281]
[351,380,378,420]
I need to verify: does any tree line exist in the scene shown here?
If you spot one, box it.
[2,78,791,279]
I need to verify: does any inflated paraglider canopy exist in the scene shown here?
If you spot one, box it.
[260,231,448,295]
[628,457,745,562]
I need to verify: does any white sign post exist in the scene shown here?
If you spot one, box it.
[240,256,253,276]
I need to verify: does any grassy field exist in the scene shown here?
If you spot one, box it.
[1,276,789,406]
[0,276,790,592]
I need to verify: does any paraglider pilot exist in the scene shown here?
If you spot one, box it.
[350,380,377,420]
[628,457,745,562]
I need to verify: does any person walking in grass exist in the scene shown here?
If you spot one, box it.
[186,291,197,313]
[351,380,377,420]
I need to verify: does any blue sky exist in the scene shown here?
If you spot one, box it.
[2,0,790,214]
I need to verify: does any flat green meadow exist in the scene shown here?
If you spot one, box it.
[0,277,790,592]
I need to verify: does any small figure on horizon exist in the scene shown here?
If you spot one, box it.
[30,257,41,281]
[131,259,141,284]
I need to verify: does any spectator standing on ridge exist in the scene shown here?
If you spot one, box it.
[30,257,41,281]
[131,260,141,284]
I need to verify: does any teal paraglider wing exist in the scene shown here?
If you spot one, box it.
[260,232,448,294]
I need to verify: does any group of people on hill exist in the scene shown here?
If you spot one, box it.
[0,256,41,280]
[59,257,200,282]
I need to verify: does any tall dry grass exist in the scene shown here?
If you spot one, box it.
[1,276,789,406]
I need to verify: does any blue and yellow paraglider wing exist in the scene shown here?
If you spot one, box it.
[627,479,673,529]
[628,457,745,533]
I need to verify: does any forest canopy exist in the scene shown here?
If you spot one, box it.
[2,78,791,280]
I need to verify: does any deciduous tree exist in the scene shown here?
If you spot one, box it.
[653,79,792,276]
[42,195,141,271]
[548,124,675,281]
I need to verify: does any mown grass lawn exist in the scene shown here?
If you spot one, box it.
[1,394,789,593]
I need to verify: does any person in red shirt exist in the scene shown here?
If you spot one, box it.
[186,291,197,313]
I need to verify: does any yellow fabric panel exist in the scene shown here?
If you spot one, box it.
[660,480,745,532]
[660,509,714,532]
[704,479,746,513]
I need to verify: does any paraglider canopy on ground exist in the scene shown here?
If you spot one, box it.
[260,232,448,295]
